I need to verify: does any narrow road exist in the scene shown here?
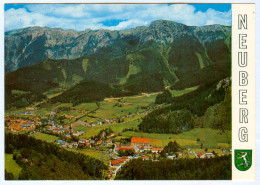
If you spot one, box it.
[104,92,161,102]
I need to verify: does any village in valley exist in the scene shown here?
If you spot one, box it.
[5,92,231,179]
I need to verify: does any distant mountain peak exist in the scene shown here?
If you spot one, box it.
[5,19,230,73]
[149,19,186,27]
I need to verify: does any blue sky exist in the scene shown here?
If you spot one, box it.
[4,4,231,31]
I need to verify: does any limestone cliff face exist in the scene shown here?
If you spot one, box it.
[5,20,231,73]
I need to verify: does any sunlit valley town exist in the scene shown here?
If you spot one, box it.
[5,80,231,180]
[5,4,232,180]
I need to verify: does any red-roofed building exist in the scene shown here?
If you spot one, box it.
[198,151,205,158]
[78,138,90,147]
[53,128,60,133]
[111,160,120,166]
[109,133,115,137]
[110,159,126,166]
[151,148,163,154]
[131,137,149,146]
[142,156,150,160]
[117,144,134,151]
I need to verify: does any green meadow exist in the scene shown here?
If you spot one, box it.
[169,86,199,97]
[77,120,140,138]
[31,132,59,143]
[66,148,110,165]
[5,154,22,179]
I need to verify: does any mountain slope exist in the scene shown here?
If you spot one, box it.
[139,77,231,134]
[5,20,231,109]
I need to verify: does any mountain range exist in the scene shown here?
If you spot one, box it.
[5,20,231,108]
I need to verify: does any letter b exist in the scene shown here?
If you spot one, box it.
[239,71,248,86]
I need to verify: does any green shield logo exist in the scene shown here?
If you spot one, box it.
[235,150,252,171]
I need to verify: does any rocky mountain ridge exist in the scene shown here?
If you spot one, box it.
[5,20,230,73]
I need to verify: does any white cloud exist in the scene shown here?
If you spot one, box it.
[4,4,231,32]
[109,19,149,30]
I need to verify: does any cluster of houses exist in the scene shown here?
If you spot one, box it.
[45,121,85,137]
[6,116,41,132]
[115,137,163,154]
[77,111,145,127]
[107,137,221,177]
[55,131,116,149]
[56,139,79,149]
[107,137,165,177]
[77,138,114,148]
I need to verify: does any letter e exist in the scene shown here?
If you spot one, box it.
[239,90,247,105]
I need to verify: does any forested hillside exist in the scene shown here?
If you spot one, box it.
[139,78,231,133]
[5,133,107,180]
[115,156,231,180]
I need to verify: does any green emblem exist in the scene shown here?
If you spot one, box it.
[235,150,252,171]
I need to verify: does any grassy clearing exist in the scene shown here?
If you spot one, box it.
[79,116,99,123]
[57,110,82,117]
[217,143,230,149]
[149,139,163,147]
[119,62,141,85]
[31,132,58,143]
[67,149,110,164]
[74,103,98,111]
[169,139,198,147]
[113,136,127,140]
[74,126,91,132]
[89,95,156,120]
[78,120,140,138]
[43,90,63,99]
[12,90,30,96]
[169,86,199,97]
[195,52,205,69]
[5,154,22,179]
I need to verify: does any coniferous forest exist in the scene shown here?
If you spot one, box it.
[115,156,231,180]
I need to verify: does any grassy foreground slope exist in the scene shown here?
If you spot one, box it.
[5,154,22,180]
[5,133,107,180]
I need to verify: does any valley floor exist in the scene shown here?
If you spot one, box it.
[5,91,231,180]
